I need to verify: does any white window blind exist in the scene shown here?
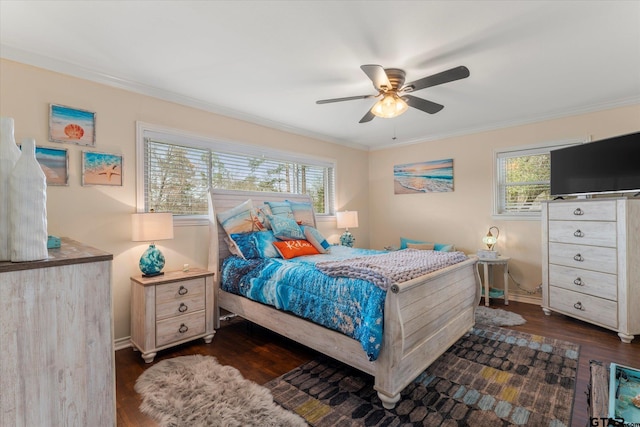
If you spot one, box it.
[496,149,550,215]
[138,124,335,219]
[494,139,586,218]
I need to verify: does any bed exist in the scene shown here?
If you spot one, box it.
[208,188,481,409]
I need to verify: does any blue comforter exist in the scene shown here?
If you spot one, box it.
[221,246,387,361]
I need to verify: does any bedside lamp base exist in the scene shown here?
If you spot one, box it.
[139,244,166,277]
[340,230,355,247]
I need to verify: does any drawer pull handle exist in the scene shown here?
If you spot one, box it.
[573,229,584,237]
[178,303,188,313]
[573,302,584,311]
[573,208,584,216]
[178,285,188,295]
[574,277,583,286]
[573,254,584,262]
[179,324,189,334]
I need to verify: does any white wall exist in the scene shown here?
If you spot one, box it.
[368,104,640,290]
[0,59,370,341]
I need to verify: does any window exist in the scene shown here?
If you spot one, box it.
[136,122,335,223]
[493,139,585,218]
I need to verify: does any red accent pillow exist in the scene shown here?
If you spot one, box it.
[272,240,320,259]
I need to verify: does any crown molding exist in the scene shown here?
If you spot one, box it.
[0,44,369,152]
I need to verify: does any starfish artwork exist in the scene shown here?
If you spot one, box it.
[97,164,121,182]
[82,152,123,186]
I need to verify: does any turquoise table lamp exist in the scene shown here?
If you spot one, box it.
[336,210,358,247]
[132,212,174,277]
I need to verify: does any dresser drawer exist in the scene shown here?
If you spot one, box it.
[156,310,206,347]
[549,287,617,329]
[549,264,617,301]
[549,242,617,274]
[548,201,616,221]
[156,278,206,320]
[548,220,617,247]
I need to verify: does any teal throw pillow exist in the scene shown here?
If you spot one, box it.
[302,226,330,253]
[400,237,455,252]
[268,214,305,240]
[230,231,280,258]
[287,200,315,227]
[265,201,293,218]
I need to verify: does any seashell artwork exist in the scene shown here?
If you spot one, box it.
[64,123,85,139]
[49,104,95,146]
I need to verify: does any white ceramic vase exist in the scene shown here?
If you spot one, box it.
[9,137,48,262]
[0,117,22,261]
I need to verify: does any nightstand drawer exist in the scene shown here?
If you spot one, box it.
[156,311,206,347]
[549,287,617,329]
[549,242,617,274]
[548,220,617,247]
[548,201,616,221]
[156,278,206,320]
[549,264,617,301]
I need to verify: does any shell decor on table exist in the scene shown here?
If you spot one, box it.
[9,137,48,262]
[0,117,22,261]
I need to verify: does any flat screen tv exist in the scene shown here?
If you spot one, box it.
[550,131,640,197]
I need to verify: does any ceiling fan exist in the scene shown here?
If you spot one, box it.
[316,65,470,123]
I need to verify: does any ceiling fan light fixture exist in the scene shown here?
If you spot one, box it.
[371,93,408,118]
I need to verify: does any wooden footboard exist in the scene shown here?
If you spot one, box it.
[374,256,480,408]
[208,188,481,409]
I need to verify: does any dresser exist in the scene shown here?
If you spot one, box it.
[541,198,640,343]
[130,268,215,362]
[0,238,115,426]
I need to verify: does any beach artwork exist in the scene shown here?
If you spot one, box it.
[49,104,96,146]
[394,158,454,194]
[82,151,122,186]
[35,146,69,186]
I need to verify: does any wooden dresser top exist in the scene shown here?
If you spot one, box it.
[0,237,113,273]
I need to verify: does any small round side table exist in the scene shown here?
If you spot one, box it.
[476,255,510,307]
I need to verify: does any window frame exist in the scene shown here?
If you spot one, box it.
[492,138,588,220]
[136,121,337,226]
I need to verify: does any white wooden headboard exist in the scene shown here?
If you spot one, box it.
[207,188,315,276]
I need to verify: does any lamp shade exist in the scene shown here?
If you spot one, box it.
[336,211,358,229]
[132,212,174,242]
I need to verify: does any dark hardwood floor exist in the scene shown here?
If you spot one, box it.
[116,300,640,426]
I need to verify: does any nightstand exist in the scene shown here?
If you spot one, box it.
[477,256,510,307]
[130,268,215,363]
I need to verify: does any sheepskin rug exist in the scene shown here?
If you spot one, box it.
[134,355,307,427]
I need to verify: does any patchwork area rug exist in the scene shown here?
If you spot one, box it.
[266,325,579,426]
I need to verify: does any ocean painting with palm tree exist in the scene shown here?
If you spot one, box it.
[394,158,453,194]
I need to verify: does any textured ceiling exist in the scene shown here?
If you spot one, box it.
[1,1,639,150]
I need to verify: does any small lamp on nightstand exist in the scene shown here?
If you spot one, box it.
[478,226,500,259]
[336,210,358,247]
[131,212,174,277]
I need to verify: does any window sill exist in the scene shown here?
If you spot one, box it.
[491,214,541,221]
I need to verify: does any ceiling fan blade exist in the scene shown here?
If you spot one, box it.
[316,95,375,104]
[359,109,375,123]
[404,95,444,114]
[361,64,392,91]
[403,66,470,92]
